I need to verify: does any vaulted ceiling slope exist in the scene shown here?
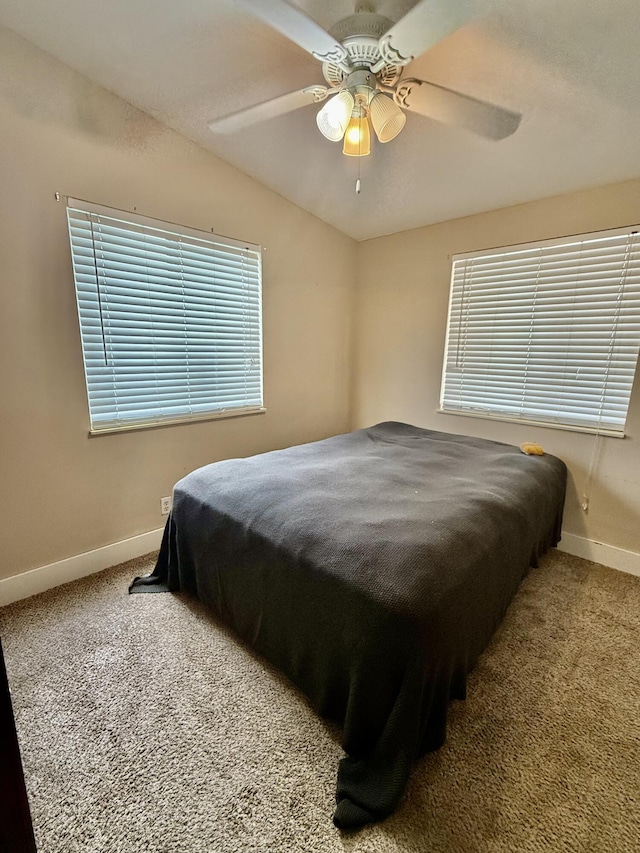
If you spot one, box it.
[1,0,640,241]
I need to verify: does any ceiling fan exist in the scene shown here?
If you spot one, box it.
[208,0,521,156]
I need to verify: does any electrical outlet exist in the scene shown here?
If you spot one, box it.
[160,496,172,515]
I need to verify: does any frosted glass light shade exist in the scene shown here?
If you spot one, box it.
[342,114,371,156]
[316,91,355,141]
[369,92,406,143]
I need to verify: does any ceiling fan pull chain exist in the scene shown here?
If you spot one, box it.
[356,178,361,194]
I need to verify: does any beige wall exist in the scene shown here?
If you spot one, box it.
[2,24,639,583]
[0,27,356,580]
[352,179,640,554]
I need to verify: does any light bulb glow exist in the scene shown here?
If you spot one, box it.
[316,91,355,142]
[342,113,371,156]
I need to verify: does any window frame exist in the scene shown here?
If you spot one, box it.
[67,199,265,435]
[439,225,640,437]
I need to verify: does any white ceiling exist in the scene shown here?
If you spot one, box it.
[1,0,640,241]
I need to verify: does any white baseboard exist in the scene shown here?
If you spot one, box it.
[0,528,164,608]
[558,531,640,578]
[2,526,637,609]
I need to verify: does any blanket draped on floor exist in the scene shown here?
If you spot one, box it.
[131,422,567,827]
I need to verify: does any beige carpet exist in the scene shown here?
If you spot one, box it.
[1,549,639,853]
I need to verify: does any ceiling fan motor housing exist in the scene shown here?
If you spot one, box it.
[323,11,402,88]
[345,69,378,105]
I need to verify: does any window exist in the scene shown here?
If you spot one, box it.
[67,200,263,433]
[440,226,640,436]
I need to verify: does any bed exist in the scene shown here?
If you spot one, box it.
[131,421,567,828]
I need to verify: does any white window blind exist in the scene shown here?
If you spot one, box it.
[441,226,640,436]
[67,199,263,433]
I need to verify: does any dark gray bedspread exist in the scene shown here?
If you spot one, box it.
[133,422,567,827]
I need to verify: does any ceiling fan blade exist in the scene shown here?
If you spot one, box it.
[208,86,331,134]
[238,0,349,67]
[379,0,498,66]
[394,78,520,140]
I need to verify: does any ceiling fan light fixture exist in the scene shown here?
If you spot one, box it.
[316,90,355,141]
[369,92,406,143]
[342,109,371,157]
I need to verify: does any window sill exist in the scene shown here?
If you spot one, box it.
[436,408,625,438]
[88,406,266,437]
